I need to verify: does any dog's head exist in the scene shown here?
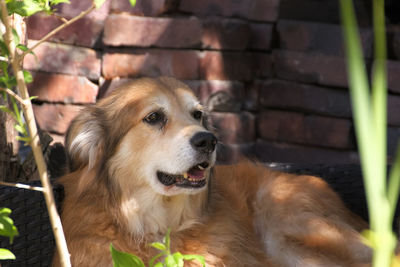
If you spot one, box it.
[65,77,217,196]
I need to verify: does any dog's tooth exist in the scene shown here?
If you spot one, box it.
[198,165,205,170]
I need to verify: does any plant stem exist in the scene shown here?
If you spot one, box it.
[0,88,27,105]
[0,1,71,266]
[0,181,44,192]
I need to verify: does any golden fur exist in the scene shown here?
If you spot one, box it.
[53,77,371,266]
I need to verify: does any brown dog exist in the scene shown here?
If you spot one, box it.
[53,77,371,266]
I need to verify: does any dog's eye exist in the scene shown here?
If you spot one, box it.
[192,110,203,120]
[144,111,165,125]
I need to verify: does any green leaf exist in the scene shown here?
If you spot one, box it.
[0,40,9,57]
[11,29,20,46]
[14,124,25,134]
[172,252,184,267]
[29,96,38,100]
[129,0,136,7]
[149,242,166,251]
[110,244,145,267]
[7,0,45,17]
[0,248,15,260]
[149,251,165,267]
[0,207,19,244]
[0,105,14,116]
[153,263,163,267]
[182,255,206,266]
[50,0,70,4]
[16,136,31,145]
[165,254,178,267]
[23,70,33,84]
[93,0,107,8]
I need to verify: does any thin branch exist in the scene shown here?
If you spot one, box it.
[0,1,71,266]
[21,3,95,59]
[0,88,27,105]
[0,181,44,192]
[52,13,69,24]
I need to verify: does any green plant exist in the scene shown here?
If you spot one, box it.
[0,207,18,260]
[339,0,400,266]
[110,229,206,267]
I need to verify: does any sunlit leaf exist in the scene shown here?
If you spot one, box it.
[93,0,107,8]
[50,0,70,4]
[0,248,15,260]
[0,207,19,244]
[149,242,166,251]
[129,0,136,7]
[7,0,45,17]
[23,70,33,84]
[182,254,206,266]
[110,244,145,267]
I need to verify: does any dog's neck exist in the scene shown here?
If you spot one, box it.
[119,186,208,240]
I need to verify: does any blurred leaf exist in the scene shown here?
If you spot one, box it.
[23,70,33,84]
[0,208,19,244]
[14,124,25,134]
[93,0,106,8]
[182,254,206,266]
[149,252,165,267]
[0,40,9,57]
[129,0,136,7]
[11,29,19,46]
[0,105,15,117]
[50,0,70,4]
[149,242,166,251]
[16,136,31,145]
[0,248,15,260]
[165,254,179,267]
[7,0,45,17]
[110,244,145,267]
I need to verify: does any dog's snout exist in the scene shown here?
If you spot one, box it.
[190,132,217,154]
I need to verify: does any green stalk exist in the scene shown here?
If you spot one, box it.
[339,0,396,266]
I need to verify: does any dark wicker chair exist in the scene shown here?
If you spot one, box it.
[0,164,397,266]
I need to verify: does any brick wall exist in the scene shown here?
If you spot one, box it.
[25,0,400,164]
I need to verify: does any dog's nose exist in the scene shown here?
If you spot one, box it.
[190,132,217,154]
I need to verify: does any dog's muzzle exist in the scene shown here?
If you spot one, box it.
[190,132,217,155]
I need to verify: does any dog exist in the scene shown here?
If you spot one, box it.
[53,77,371,266]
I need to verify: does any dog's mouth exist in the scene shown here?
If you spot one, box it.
[157,162,209,188]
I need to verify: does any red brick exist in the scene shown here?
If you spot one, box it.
[273,50,348,88]
[99,77,135,98]
[279,0,371,27]
[388,25,400,60]
[202,18,250,50]
[28,72,98,103]
[388,127,400,159]
[387,60,400,94]
[253,53,272,78]
[388,95,400,126]
[254,139,359,164]
[179,0,279,22]
[24,41,101,80]
[33,104,83,134]
[185,80,244,112]
[277,20,372,57]
[104,14,201,48]
[199,51,253,81]
[210,111,255,144]
[102,50,199,79]
[257,110,353,149]
[249,23,273,50]
[258,79,352,117]
[110,0,174,16]
[26,0,109,48]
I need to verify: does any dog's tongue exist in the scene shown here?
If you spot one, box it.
[187,168,205,180]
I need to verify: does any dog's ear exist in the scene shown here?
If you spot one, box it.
[65,107,104,172]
